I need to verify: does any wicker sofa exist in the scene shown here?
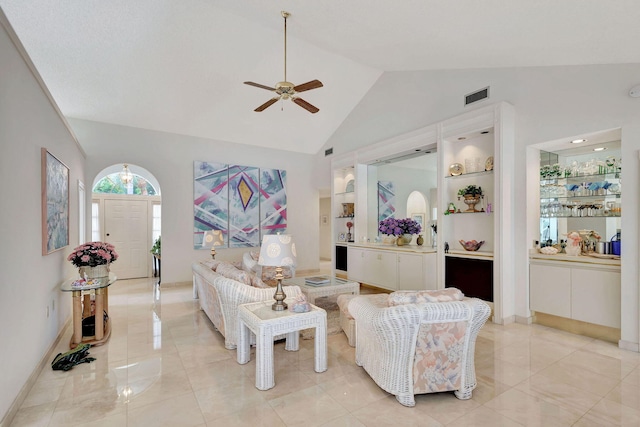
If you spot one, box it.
[192,261,302,349]
[348,289,491,406]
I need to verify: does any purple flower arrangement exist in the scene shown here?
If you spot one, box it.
[378,217,422,236]
[67,242,119,267]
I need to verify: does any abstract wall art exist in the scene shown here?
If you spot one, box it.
[377,180,395,222]
[193,162,287,249]
[41,148,69,255]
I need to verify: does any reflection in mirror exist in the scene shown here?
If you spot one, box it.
[539,135,621,248]
[367,150,438,245]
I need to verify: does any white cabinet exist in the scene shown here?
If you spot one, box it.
[530,264,571,318]
[529,259,620,328]
[398,253,424,290]
[347,246,436,291]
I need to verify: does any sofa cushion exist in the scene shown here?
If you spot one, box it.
[388,288,464,306]
[201,259,222,270]
[249,273,270,288]
[216,262,252,286]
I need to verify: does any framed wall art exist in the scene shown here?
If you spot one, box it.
[42,148,69,255]
[411,213,425,228]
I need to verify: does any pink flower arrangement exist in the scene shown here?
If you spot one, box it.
[67,242,119,267]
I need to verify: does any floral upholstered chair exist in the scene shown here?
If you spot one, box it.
[348,288,490,406]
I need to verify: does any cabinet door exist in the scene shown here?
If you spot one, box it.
[529,264,571,318]
[397,253,424,290]
[347,247,366,283]
[571,268,621,328]
[364,250,397,290]
[424,253,437,290]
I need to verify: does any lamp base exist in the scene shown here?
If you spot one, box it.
[210,248,216,259]
[271,270,287,311]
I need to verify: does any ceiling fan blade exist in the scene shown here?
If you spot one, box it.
[292,97,319,114]
[244,81,276,91]
[254,97,279,112]
[294,79,323,93]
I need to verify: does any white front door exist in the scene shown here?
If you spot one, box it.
[104,199,148,279]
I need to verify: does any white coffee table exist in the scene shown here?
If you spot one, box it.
[237,300,327,390]
[284,276,360,305]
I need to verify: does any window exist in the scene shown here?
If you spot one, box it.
[152,203,161,244]
[91,202,101,241]
[93,173,157,195]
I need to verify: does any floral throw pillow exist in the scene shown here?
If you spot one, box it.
[216,262,252,286]
[201,260,221,270]
[388,288,464,306]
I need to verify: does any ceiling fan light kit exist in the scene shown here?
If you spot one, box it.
[244,11,323,113]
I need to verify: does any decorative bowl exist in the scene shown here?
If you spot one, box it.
[459,240,485,251]
[539,246,559,255]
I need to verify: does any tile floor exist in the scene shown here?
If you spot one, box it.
[9,273,640,426]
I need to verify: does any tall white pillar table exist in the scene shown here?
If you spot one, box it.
[237,300,327,390]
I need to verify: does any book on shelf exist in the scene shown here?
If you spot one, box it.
[304,276,330,285]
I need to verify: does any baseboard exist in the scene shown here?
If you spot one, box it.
[533,312,620,344]
[0,318,71,427]
[619,340,640,353]
[514,315,534,325]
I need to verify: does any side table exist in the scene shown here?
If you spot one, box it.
[237,300,327,390]
[60,274,117,349]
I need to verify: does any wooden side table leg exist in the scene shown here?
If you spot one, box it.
[71,291,82,347]
[95,288,104,340]
[82,294,91,318]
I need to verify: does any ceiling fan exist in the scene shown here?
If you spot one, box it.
[244,11,323,114]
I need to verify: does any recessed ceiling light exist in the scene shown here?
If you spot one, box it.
[571,139,587,144]
[593,147,606,152]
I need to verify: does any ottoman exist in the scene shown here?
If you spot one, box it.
[337,293,389,347]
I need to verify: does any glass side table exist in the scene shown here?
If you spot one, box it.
[60,274,117,348]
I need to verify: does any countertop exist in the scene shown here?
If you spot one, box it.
[529,249,620,267]
[337,242,437,254]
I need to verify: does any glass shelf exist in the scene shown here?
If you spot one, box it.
[335,216,355,219]
[540,171,620,184]
[445,170,493,179]
[540,194,621,202]
[334,191,354,196]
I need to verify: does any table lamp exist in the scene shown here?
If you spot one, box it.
[258,234,297,311]
[202,230,224,259]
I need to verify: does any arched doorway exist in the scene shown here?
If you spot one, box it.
[92,164,161,279]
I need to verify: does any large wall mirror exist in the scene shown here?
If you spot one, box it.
[539,130,621,247]
[365,149,438,244]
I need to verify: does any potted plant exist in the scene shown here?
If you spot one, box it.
[378,217,422,246]
[68,242,119,279]
[150,236,161,256]
[457,185,484,212]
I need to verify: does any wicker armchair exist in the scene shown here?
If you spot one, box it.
[348,291,490,407]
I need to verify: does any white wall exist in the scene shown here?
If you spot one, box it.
[0,18,85,421]
[68,119,320,283]
[320,63,640,349]
[319,197,332,259]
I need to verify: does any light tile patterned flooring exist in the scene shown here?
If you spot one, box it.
[9,272,640,426]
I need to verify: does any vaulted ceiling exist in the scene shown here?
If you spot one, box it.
[2,1,639,154]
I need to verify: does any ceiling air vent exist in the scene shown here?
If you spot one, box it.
[324,147,333,157]
[465,86,489,106]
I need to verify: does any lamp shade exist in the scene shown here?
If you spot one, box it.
[258,235,297,267]
[202,230,224,248]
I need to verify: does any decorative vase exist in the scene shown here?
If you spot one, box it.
[402,234,413,244]
[346,232,352,242]
[463,195,481,212]
[565,245,581,256]
[396,236,405,246]
[416,234,424,246]
[79,264,110,279]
